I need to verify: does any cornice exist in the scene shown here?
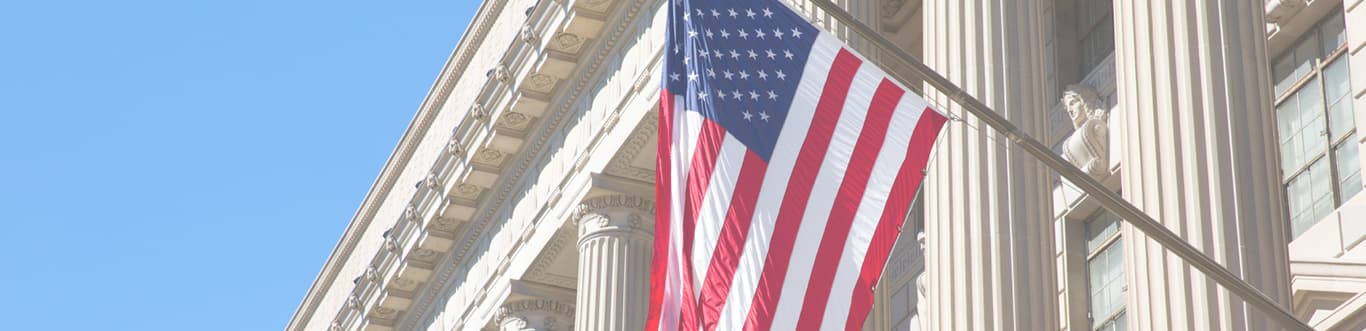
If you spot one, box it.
[286,1,513,329]
[409,0,661,327]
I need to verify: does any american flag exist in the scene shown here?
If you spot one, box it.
[649,0,947,330]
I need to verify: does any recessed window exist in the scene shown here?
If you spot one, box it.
[1272,10,1358,238]
[1077,0,1114,75]
[1085,211,1126,331]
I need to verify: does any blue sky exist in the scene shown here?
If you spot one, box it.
[0,1,477,329]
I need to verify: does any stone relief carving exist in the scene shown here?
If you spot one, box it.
[525,74,559,94]
[452,184,482,200]
[575,195,654,242]
[499,111,532,130]
[1060,84,1110,178]
[494,300,575,331]
[550,33,585,54]
[519,24,540,45]
[476,149,508,166]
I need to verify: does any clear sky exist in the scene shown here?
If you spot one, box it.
[0,1,478,329]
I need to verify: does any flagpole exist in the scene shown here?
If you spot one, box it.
[801,1,1313,330]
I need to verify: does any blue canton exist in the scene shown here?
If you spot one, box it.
[665,0,820,162]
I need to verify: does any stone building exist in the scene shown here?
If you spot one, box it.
[287,0,1366,330]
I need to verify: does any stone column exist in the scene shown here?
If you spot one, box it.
[920,0,1058,330]
[494,300,575,331]
[1113,1,1293,330]
[573,195,653,331]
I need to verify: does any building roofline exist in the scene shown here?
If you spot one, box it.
[285,1,511,329]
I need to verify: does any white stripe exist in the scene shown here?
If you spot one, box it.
[770,46,886,330]
[691,132,748,292]
[713,33,844,330]
[660,97,690,331]
[819,79,931,329]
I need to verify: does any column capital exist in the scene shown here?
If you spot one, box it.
[573,195,653,242]
[494,299,575,331]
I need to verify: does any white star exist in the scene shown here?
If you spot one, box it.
[783,50,795,59]
[767,90,779,100]
[749,91,760,100]
[706,68,716,78]
[706,29,714,39]
[683,12,690,21]
[758,71,769,80]
[695,8,704,17]
[688,29,698,38]
[723,70,734,80]
[713,49,723,58]
[670,73,680,81]
[765,49,777,59]
[720,30,731,39]
[776,70,787,80]
[673,43,681,54]
[698,49,709,58]
[687,71,698,81]
[683,56,690,65]
[759,111,771,121]
[738,30,749,39]
[774,29,785,39]
[732,89,743,100]
[711,9,721,18]
[747,50,759,59]
[730,50,741,59]
[717,90,728,99]
[697,91,708,100]
[739,71,750,80]
[742,110,754,121]
[728,8,738,18]
[746,8,757,18]
[791,28,804,39]
[755,29,767,39]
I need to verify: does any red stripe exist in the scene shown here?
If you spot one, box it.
[795,79,905,329]
[646,91,674,331]
[844,108,947,330]
[743,49,863,331]
[679,119,727,330]
[698,150,768,331]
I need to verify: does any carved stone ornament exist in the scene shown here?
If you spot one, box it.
[471,104,489,120]
[525,74,558,93]
[476,148,507,165]
[499,111,531,129]
[494,299,575,331]
[519,24,540,44]
[493,65,511,83]
[452,184,482,200]
[370,306,398,320]
[1060,84,1110,178]
[410,248,442,263]
[446,138,465,156]
[550,33,585,54]
[574,195,655,241]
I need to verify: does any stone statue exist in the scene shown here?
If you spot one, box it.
[1061,85,1110,178]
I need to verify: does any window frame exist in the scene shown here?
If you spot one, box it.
[1083,212,1126,331]
[1273,9,1355,237]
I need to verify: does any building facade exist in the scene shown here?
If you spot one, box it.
[287,0,1366,330]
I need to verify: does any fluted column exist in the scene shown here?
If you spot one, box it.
[494,300,575,331]
[920,0,1058,330]
[1113,1,1292,330]
[573,195,653,331]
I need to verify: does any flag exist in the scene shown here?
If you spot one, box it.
[649,0,948,330]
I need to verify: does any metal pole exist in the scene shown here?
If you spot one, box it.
[801,0,1312,330]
